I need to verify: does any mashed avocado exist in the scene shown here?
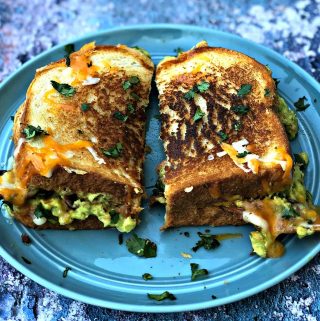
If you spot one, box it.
[33,192,136,232]
[276,96,298,140]
[287,164,307,203]
[250,231,269,258]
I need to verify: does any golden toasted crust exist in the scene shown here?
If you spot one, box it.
[10,44,154,229]
[156,43,291,228]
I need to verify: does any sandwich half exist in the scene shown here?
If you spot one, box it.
[156,41,319,257]
[0,42,154,232]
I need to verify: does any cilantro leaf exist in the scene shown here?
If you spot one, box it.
[184,89,195,101]
[193,108,205,122]
[237,84,252,97]
[126,233,157,258]
[130,92,140,101]
[273,78,280,88]
[236,151,251,158]
[34,203,51,219]
[174,47,184,56]
[216,131,228,141]
[142,273,153,280]
[101,143,123,158]
[113,111,128,122]
[197,81,210,93]
[233,120,242,131]
[81,103,90,112]
[147,291,176,301]
[282,206,300,219]
[109,210,120,224]
[127,104,135,114]
[23,125,48,140]
[294,96,310,112]
[63,267,71,278]
[190,263,209,281]
[264,88,271,97]
[51,80,76,97]
[21,256,32,264]
[231,105,250,115]
[192,232,220,252]
[122,76,140,90]
[64,44,75,67]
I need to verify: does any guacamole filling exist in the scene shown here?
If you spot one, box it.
[239,153,319,258]
[20,191,136,232]
[276,96,298,140]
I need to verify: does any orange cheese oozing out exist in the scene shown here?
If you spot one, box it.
[0,136,92,205]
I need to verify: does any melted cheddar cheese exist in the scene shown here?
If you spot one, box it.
[0,136,92,205]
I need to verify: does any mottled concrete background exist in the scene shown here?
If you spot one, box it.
[0,0,319,320]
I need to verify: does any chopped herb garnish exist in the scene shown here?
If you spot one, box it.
[236,151,251,158]
[217,131,228,141]
[264,88,271,97]
[184,80,210,101]
[184,231,190,237]
[51,80,76,97]
[211,295,217,300]
[233,120,242,131]
[21,256,31,264]
[190,263,209,281]
[192,232,220,252]
[101,143,123,158]
[109,210,120,224]
[127,104,135,114]
[294,96,310,111]
[184,89,195,101]
[174,47,184,56]
[273,78,280,88]
[142,273,153,280]
[113,111,128,122]
[193,108,205,122]
[81,103,90,112]
[64,43,75,67]
[231,105,250,115]
[282,206,299,219]
[197,81,210,93]
[132,46,151,58]
[237,84,252,97]
[153,114,161,120]
[147,291,176,301]
[306,190,313,203]
[118,233,123,245]
[126,233,157,258]
[123,76,140,90]
[21,234,31,245]
[63,267,71,278]
[130,92,140,101]
[23,125,48,140]
[34,203,51,218]
[10,116,14,121]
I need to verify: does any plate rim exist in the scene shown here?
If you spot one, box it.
[0,23,319,313]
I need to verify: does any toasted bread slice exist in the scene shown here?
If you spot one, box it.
[156,41,292,228]
[0,43,154,231]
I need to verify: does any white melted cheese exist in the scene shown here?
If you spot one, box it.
[243,211,269,231]
[82,76,100,86]
[217,151,227,157]
[14,138,25,158]
[184,186,193,193]
[86,147,106,165]
[32,215,47,226]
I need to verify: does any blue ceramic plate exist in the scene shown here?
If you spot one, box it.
[0,24,319,313]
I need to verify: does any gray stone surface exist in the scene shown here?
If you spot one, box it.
[0,0,319,320]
